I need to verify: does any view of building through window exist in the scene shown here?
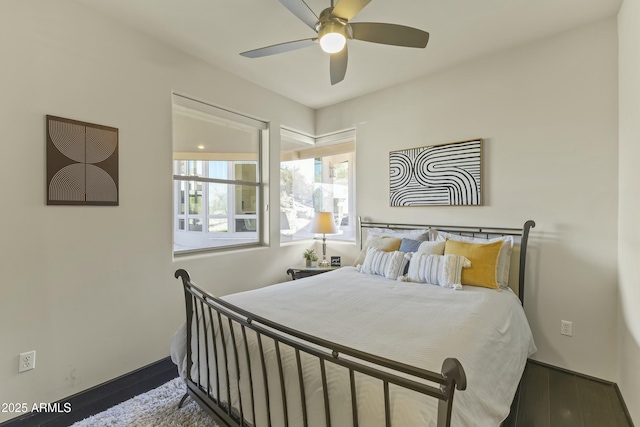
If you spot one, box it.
[280,129,355,242]
[172,95,266,253]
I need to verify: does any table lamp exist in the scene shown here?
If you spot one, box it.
[310,212,338,267]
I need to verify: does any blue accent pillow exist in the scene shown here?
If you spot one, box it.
[399,238,422,253]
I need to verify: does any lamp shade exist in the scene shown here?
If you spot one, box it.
[310,212,338,235]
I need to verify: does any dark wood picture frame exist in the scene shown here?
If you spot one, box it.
[46,115,119,206]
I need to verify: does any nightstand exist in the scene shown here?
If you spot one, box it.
[286,265,340,280]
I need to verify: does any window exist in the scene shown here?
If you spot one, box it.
[280,128,355,242]
[172,94,267,253]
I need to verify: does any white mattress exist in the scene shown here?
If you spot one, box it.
[171,267,536,427]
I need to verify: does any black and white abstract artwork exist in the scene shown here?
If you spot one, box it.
[389,139,482,206]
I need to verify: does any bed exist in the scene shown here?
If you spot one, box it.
[171,219,536,427]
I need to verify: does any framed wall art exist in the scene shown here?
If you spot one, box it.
[46,115,119,206]
[389,138,482,207]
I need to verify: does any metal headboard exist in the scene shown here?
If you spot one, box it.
[358,217,536,305]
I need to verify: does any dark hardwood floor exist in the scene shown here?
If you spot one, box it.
[505,360,634,427]
[2,358,633,427]
[0,357,179,427]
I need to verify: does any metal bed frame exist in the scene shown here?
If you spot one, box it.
[174,219,535,427]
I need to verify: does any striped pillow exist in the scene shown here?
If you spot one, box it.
[406,253,471,289]
[361,248,409,280]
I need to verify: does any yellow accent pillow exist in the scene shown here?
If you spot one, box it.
[353,236,402,266]
[444,239,503,289]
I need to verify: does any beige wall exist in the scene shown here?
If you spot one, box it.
[617,0,640,420]
[0,0,314,422]
[317,19,620,380]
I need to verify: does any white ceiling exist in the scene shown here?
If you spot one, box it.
[75,0,621,109]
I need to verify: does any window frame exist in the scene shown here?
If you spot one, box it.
[280,127,356,244]
[172,93,268,255]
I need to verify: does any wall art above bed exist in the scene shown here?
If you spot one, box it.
[46,115,119,206]
[389,138,482,207]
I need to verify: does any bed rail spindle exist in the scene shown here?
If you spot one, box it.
[349,369,359,427]
[185,294,193,383]
[274,340,289,427]
[200,299,212,397]
[217,312,232,416]
[349,368,358,427]
[207,307,221,403]
[228,318,244,424]
[194,298,202,387]
[320,358,332,427]
[256,332,272,427]
[295,349,309,427]
[384,381,391,427]
[437,395,452,427]
[241,325,256,426]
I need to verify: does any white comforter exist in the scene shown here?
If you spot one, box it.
[171,267,536,427]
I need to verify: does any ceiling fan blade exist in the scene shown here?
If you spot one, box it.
[332,0,372,21]
[279,0,319,30]
[350,22,429,48]
[330,45,348,85]
[240,38,316,58]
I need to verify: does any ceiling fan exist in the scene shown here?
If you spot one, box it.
[240,0,430,85]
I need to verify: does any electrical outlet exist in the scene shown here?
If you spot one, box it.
[561,320,573,337]
[19,351,36,373]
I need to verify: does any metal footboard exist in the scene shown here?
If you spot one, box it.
[175,269,466,427]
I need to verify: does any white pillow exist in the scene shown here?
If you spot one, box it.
[353,235,402,267]
[405,253,471,289]
[431,230,513,289]
[366,228,429,241]
[361,248,410,280]
[417,240,446,255]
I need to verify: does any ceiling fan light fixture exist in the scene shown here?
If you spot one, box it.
[319,22,347,53]
[242,0,430,85]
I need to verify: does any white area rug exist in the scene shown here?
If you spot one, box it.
[70,378,217,427]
